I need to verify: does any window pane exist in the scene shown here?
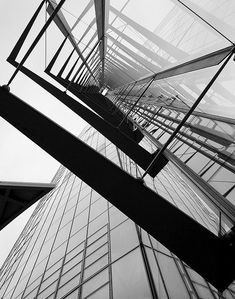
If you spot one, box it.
[47,243,66,268]
[40,269,60,291]
[60,263,82,286]
[111,220,138,261]
[68,227,86,252]
[88,213,108,236]
[85,244,108,267]
[86,235,108,256]
[194,284,214,299]
[157,252,189,299]
[89,199,107,221]
[145,248,168,299]
[87,225,107,246]
[109,207,128,229]
[63,251,83,273]
[85,283,109,299]
[66,241,85,263]
[24,276,42,297]
[84,254,108,279]
[37,281,57,299]
[64,288,78,299]
[112,248,152,299]
[45,259,63,280]
[82,270,109,298]
[57,275,80,299]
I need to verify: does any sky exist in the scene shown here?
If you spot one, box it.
[0,0,87,267]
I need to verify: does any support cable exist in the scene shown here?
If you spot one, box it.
[141,49,234,179]
[176,0,235,46]
[44,0,48,68]
[7,0,66,87]
[117,77,155,128]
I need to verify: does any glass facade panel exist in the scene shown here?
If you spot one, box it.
[57,275,80,299]
[112,248,152,299]
[157,252,189,299]
[37,281,57,299]
[60,263,81,286]
[0,125,234,298]
[111,220,139,261]
[84,254,109,279]
[81,270,109,298]
[84,283,109,299]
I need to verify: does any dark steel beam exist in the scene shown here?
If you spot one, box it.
[44,71,144,142]
[0,86,234,291]
[7,64,165,177]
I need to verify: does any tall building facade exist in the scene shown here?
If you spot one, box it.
[0,0,235,298]
[1,125,233,299]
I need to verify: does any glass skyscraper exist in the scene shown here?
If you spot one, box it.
[1,125,233,299]
[0,0,235,298]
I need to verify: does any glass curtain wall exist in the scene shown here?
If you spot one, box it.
[0,126,235,299]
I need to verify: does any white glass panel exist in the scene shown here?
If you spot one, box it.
[112,248,152,299]
[157,252,189,299]
[82,270,108,298]
[57,275,80,299]
[111,220,138,261]
[37,281,57,299]
[84,283,109,299]
[84,254,108,279]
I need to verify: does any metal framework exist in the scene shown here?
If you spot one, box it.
[2,0,235,294]
[0,86,235,291]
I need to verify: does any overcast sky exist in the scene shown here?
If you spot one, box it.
[0,0,87,267]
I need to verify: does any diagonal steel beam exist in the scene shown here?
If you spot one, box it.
[0,86,234,291]
[7,63,166,177]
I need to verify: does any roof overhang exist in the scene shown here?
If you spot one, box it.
[0,181,55,230]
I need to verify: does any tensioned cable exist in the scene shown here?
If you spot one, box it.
[49,0,96,32]
[117,76,155,128]
[141,48,235,179]
[45,1,48,68]
[177,0,235,45]
[7,0,66,87]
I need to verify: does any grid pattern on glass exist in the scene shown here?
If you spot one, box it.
[1,126,234,298]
